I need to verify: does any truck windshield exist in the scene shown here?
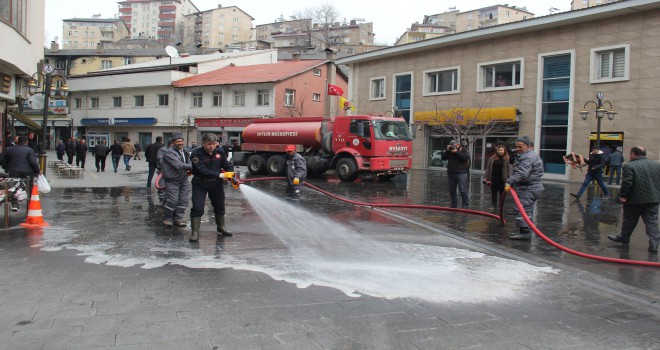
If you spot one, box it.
[373,120,412,140]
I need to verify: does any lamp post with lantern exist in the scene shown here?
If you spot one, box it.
[579,92,617,150]
[28,65,69,172]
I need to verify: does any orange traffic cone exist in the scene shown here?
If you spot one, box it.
[20,185,49,228]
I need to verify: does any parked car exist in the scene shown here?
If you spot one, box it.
[430,150,446,167]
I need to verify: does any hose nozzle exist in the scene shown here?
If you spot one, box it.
[230,171,241,189]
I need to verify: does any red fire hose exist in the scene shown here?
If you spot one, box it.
[237,177,660,267]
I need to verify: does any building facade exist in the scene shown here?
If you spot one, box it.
[118,0,198,44]
[182,5,254,50]
[572,0,622,10]
[0,0,45,149]
[337,0,660,183]
[62,16,130,49]
[66,50,278,149]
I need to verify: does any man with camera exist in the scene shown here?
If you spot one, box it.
[441,140,471,208]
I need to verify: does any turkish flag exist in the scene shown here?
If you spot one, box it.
[327,84,343,96]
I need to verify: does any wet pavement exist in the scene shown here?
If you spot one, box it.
[0,151,658,349]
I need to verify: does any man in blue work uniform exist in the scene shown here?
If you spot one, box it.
[189,133,235,242]
[284,144,307,202]
[160,133,192,228]
[505,135,544,240]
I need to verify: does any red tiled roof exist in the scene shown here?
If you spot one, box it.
[173,60,326,87]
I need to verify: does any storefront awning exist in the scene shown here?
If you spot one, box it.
[589,132,623,141]
[8,110,43,130]
[414,107,519,125]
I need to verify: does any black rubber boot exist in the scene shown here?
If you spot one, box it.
[189,217,201,242]
[510,227,531,240]
[216,215,232,237]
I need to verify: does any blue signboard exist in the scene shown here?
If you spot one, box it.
[80,118,157,126]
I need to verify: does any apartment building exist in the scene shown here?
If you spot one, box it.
[62,16,129,49]
[261,19,375,53]
[336,0,660,183]
[118,0,198,44]
[182,5,254,51]
[1,0,46,146]
[255,19,313,44]
[572,0,622,10]
[66,50,278,148]
[395,23,454,46]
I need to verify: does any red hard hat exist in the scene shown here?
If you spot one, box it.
[285,145,296,152]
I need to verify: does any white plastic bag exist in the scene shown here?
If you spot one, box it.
[37,174,51,194]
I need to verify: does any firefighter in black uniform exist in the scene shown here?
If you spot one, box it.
[189,133,235,242]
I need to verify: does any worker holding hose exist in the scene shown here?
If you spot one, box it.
[504,135,544,240]
[189,133,235,242]
[285,144,307,202]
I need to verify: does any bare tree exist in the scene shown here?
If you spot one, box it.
[300,2,340,49]
[423,98,515,147]
[277,93,310,117]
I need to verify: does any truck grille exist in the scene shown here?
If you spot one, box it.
[389,160,409,168]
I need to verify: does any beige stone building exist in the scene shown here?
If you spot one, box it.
[62,16,129,49]
[572,0,622,10]
[336,0,660,183]
[182,5,254,50]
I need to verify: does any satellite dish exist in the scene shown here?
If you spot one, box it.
[165,45,179,58]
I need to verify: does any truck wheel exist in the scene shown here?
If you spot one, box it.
[266,155,286,176]
[336,158,358,182]
[247,154,267,175]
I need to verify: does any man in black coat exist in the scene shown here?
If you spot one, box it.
[144,136,164,189]
[65,138,76,164]
[109,140,123,173]
[2,135,41,211]
[75,139,88,169]
[94,140,110,172]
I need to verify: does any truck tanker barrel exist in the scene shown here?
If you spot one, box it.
[242,118,323,149]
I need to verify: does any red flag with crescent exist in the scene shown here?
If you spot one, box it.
[327,84,344,96]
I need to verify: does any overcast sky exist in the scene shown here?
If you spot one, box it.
[45,0,571,46]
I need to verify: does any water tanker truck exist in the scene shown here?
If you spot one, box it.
[232,115,412,182]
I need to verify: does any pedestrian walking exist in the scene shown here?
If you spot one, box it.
[145,136,164,189]
[94,140,110,172]
[75,139,88,169]
[0,135,41,211]
[504,135,545,240]
[607,146,624,185]
[121,138,135,171]
[284,144,307,202]
[570,146,609,200]
[133,141,142,160]
[160,133,192,227]
[109,140,123,173]
[607,146,660,253]
[56,140,65,161]
[483,144,513,209]
[441,139,471,208]
[188,133,235,242]
[65,138,76,164]
[26,131,38,152]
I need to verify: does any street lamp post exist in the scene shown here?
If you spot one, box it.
[579,92,617,149]
[28,65,68,173]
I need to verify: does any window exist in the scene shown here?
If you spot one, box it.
[123,57,132,65]
[478,58,524,91]
[101,60,112,69]
[213,91,222,107]
[590,44,630,83]
[312,93,321,101]
[192,92,203,107]
[74,98,82,109]
[134,95,144,107]
[424,67,459,95]
[539,52,572,175]
[55,61,65,69]
[313,68,321,76]
[90,97,99,108]
[370,77,385,100]
[1,0,28,35]
[112,96,122,107]
[158,94,169,106]
[285,89,296,106]
[233,90,245,106]
[257,89,270,106]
